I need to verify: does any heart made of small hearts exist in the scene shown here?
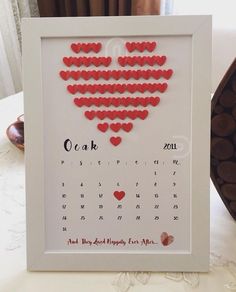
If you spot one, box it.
[60,41,173,146]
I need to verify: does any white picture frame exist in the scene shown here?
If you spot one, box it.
[23,15,211,272]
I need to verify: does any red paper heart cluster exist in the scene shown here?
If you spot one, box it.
[60,39,173,146]
[84,110,148,120]
[63,56,111,67]
[126,41,156,52]
[60,69,173,81]
[74,97,160,107]
[118,55,166,67]
[71,42,101,53]
[68,83,167,94]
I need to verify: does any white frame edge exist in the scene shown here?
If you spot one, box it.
[22,15,211,272]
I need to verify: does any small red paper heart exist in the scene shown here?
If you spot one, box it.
[74,57,81,66]
[70,71,79,80]
[97,123,109,132]
[152,70,161,79]
[86,84,95,94]
[110,123,122,132]
[149,97,160,106]
[147,83,155,93]
[63,57,73,67]
[111,98,120,107]
[127,84,136,93]
[102,97,111,107]
[82,98,92,107]
[113,190,125,201]
[108,110,118,120]
[112,70,120,80]
[139,83,146,93]
[122,123,133,132]
[160,232,174,246]
[163,69,173,79]
[156,56,166,66]
[146,56,153,66]
[113,84,123,94]
[132,70,139,79]
[127,110,137,120]
[97,110,106,120]
[138,110,148,120]
[142,70,149,80]
[130,98,139,107]
[118,57,125,67]
[121,97,129,107]
[103,57,112,67]
[117,110,127,120]
[91,57,99,67]
[67,85,77,94]
[86,57,93,66]
[139,97,148,107]
[123,71,130,80]
[75,84,86,94]
[71,43,80,53]
[139,56,146,66]
[126,42,135,52]
[92,97,100,107]
[147,41,156,52]
[74,98,84,107]
[92,43,101,53]
[137,42,145,52]
[84,110,95,120]
[91,70,98,80]
[59,71,70,80]
[158,83,168,93]
[127,57,134,66]
[81,43,90,53]
[80,71,88,80]
[110,136,122,146]
[102,71,110,80]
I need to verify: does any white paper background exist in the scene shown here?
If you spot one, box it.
[41,35,192,253]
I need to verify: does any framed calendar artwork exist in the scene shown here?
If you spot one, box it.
[23,15,212,271]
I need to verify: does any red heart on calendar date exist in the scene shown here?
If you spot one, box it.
[160,232,174,246]
[113,190,125,201]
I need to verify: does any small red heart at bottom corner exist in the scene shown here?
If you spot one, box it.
[113,191,125,201]
[160,232,174,246]
[110,136,122,146]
